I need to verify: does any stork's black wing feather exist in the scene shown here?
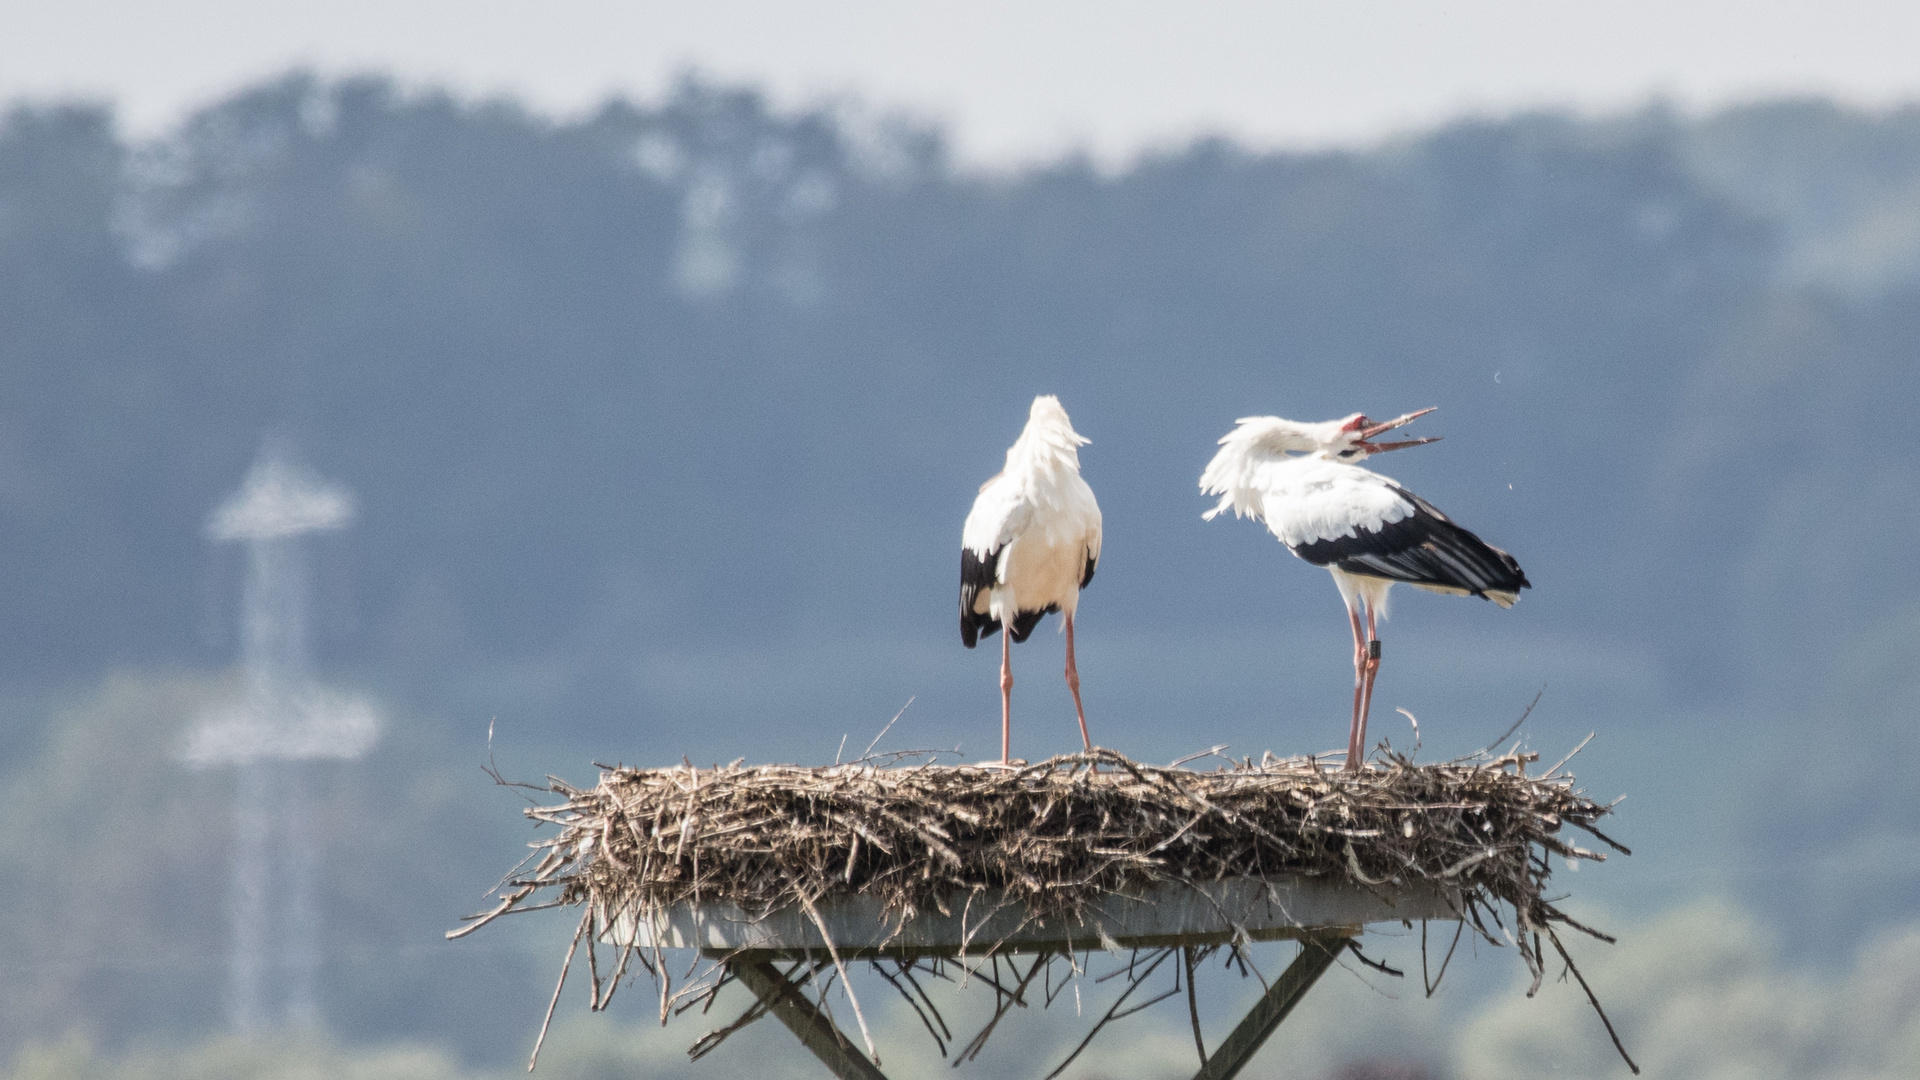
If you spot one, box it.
[1290,488,1530,599]
[962,546,1065,646]
[960,546,999,647]
[1080,549,1097,589]
[1007,607,1050,643]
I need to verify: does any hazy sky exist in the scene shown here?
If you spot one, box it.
[6,1,1920,167]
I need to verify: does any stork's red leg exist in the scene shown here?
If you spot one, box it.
[1065,612,1092,752]
[1000,623,1014,763]
[1357,603,1382,768]
[1345,602,1367,772]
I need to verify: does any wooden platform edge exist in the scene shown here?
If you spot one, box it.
[609,875,1458,959]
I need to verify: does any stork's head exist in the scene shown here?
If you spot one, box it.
[1018,394,1091,449]
[1205,407,1439,468]
[1327,408,1440,461]
[1002,394,1091,476]
[1200,407,1438,520]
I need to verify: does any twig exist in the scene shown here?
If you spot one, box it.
[1545,926,1639,1075]
[1042,948,1175,1080]
[527,907,591,1072]
[1395,708,1421,756]
[954,953,1045,1064]
[1544,732,1595,778]
[1422,918,1465,997]
[1182,946,1208,1067]
[1346,939,1404,978]
[1170,745,1231,768]
[1473,687,1544,757]
[798,892,880,1066]
[861,697,915,760]
[875,962,949,1057]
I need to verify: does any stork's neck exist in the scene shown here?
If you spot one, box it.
[1007,426,1082,476]
[1006,403,1088,477]
[1200,415,1362,521]
[1268,420,1352,456]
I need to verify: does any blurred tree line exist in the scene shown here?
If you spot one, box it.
[3,74,1920,1066]
[2,77,1916,717]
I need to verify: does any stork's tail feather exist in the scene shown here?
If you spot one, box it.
[1008,608,1049,643]
[964,607,1050,646]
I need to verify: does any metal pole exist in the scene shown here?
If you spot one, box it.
[226,760,272,1031]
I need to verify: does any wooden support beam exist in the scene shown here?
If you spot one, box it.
[1190,933,1347,1080]
[726,934,1348,1080]
[729,959,890,1080]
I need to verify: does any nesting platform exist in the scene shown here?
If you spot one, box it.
[614,876,1453,1080]
[614,875,1456,956]
[455,747,1626,1079]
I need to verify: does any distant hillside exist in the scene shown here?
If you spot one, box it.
[2,74,1919,1060]
[8,78,1916,691]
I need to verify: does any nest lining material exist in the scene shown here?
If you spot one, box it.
[454,744,1636,1072]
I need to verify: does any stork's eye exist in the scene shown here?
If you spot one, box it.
[1338,448,1357,458]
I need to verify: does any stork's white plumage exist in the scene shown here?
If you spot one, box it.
[1200,408,1529,770]
[961,395,1103,762]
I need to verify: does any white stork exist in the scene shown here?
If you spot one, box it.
[961,395,1103,763]
[1199,408,1529,771]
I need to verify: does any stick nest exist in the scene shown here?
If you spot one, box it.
[457,745,1638,1073]
[462,745,1624,967]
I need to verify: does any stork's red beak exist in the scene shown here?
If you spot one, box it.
[1354,407,1439,453]
[1360,436,1442,453]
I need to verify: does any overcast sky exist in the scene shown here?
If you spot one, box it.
[5,1,1920,167]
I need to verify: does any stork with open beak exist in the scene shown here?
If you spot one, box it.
[1199,408,1529,770]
